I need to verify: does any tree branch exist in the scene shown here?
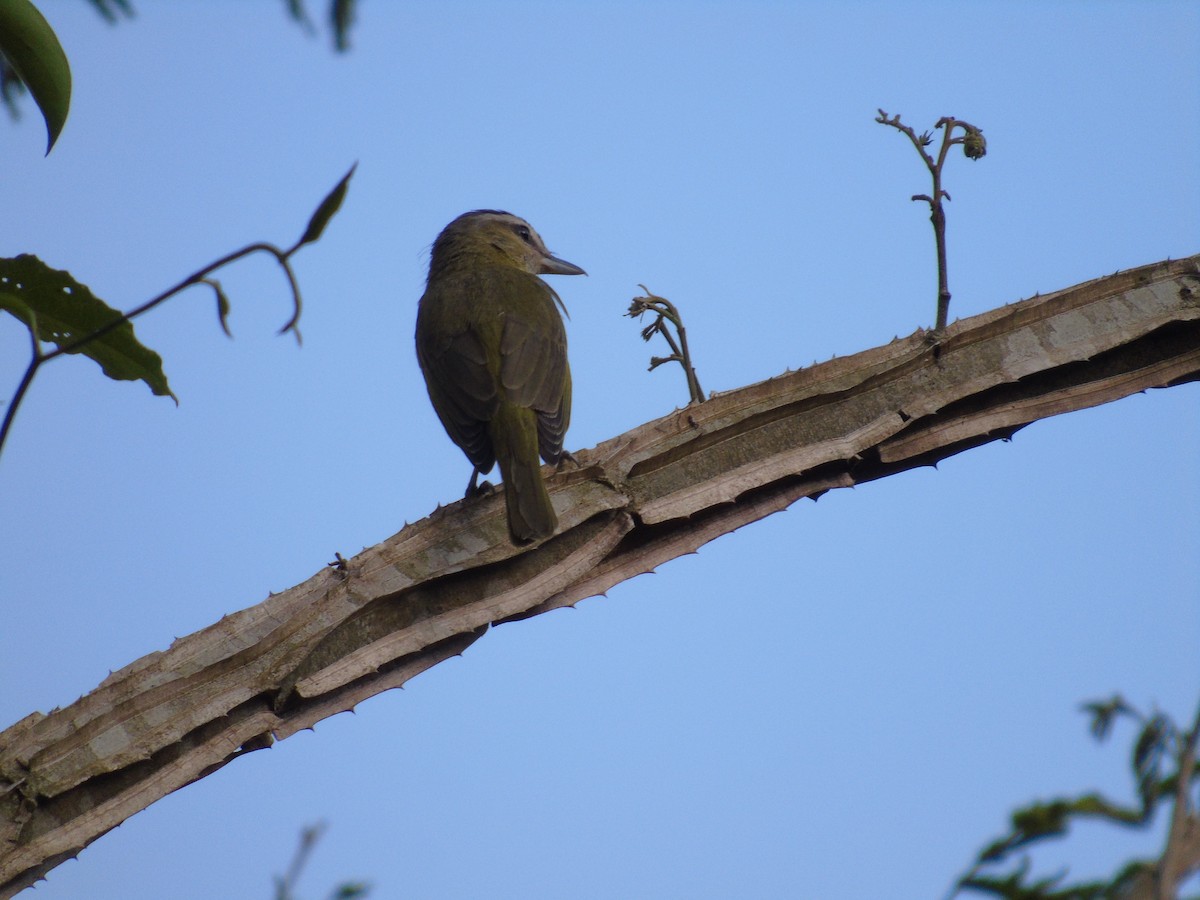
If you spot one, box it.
[1153,700,1200,898]
[1,254,1198,898]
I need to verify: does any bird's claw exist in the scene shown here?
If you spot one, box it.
[464,467,496,499]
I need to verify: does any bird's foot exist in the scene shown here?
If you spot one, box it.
[464,467,496,499]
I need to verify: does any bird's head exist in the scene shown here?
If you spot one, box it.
[430,210,586,277]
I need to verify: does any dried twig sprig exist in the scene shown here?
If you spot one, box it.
[627,285,704,405]
[876,109,986,331]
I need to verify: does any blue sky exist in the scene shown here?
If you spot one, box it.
[1,2,1198,897]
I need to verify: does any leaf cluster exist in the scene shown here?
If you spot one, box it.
[949,696,1200,900]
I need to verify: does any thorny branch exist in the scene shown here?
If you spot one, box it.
[1,254,1197,898]
[627,285,705,404]
[876,109,986,331]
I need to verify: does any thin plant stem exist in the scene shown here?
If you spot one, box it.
[0,311,46,457]
[876,110,985,331]
[275,821,326,900]
[42,242,301,366]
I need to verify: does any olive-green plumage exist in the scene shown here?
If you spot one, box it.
[416,210,584,544]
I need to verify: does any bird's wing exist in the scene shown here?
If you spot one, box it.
[535,363,570,463]
[498,286,570,462]
[417,325,497,470]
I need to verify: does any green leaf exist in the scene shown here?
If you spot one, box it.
[1132,714,1169,776]
[1066,791,1144,825]
[201,277,233,337]
[284,0,357,52]
[1080,694,1133,742]
[0,254,176,402]
[297,163,356,247]
[330,882,371,899]
[331,0,357,52]
[284,0,315,35]
[0,0,72,152]
[1132,713,1170,814]
[1010,800,1069,841]
[83,0,134,25]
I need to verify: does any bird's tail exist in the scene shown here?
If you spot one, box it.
[490,403,557,544]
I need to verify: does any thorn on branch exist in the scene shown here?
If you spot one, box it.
[627,285,705,404]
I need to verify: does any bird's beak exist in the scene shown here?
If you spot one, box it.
[539,254,586,276]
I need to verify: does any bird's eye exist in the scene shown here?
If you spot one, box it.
[514,225,532,243]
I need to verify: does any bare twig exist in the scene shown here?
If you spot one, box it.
[876,109,986,331]
[52,243,302,365]
[0,306,45,461]
[274,821,325,900]
[627,285,705,404]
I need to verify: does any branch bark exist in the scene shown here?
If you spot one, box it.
[2,255,1198,897]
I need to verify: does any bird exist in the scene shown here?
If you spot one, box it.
[415,210,585,544]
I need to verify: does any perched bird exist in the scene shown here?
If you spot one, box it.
[415,210,585,544]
